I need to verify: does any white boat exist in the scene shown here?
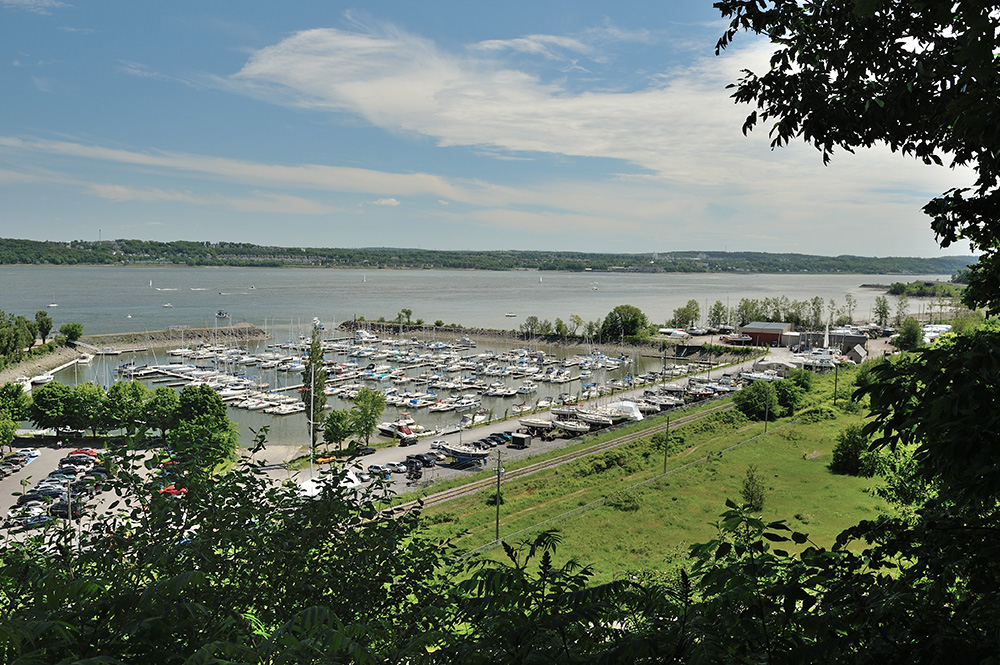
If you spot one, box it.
[518,417,554,430]
[505,312,516,317]
[439,442,491,461]
[163,303,173,308]
[217,310,230,319]
[31,373,54,385]
[14,376,32,395]
[555,419,590,434]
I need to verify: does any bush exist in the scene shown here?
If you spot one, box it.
[605,490,641,512]
[787,368,814,391]
[774,380,805,415]
[798,406,837,423]
[830,424,878,476]
[733,381,780,420]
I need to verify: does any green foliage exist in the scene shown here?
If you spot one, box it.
[895,316,923,350]
[732,380,779,420]
[300,326,327,444]
[171,384,238,475]
[144,385,179,436]
[0,411,15,453]
[34,310,53,343]
[0,381,32,422]
[0,431,452,664]
[830,424,877,477]
[600,304,649,340]
[69,381,107,435]
[740,464,766,512]
[104,380,149,436]
[58,321,83,342]
[670,299,700,328]
[322,408,352,450]
[350,387,385,444]
[773,379,804,415]
[28,379,71,430]
[796,405,837,423]
[786,368,813,392]
[888,280,963,298]
[604,489,641,512]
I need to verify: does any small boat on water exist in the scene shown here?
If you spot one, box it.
[505,312,516,317]
[163,303,173,308]
[31,373,54,385]
[217,310,230,319]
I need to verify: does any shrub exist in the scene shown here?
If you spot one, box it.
[605,490,641,512]
[787,368,814,391]
[797,406,837,423]
[733,381,779,420]
[741,464,766,512]
[774,380,805,415]
[830,424,878,476]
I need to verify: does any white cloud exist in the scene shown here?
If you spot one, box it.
[472,34,590,59]
[87,183,338,215]
[2,0,67,15]
[372,197,400,206]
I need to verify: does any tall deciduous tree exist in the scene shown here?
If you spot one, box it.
[105,380,149,437]
[350,387,385,445]
[322,409,352,450]
[29,380,71,431]
[600,304,649,340]
[70,382,107,436]
[34,310,52,344]
[873,295,891,327]
[0,381,32,422]
[59,321,83,342]
[300,325,327,446]
[145,386,180,437]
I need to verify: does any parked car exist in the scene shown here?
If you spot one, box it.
[49,501,88,519]
[18,448,41,458]
[367,464,390,476]
[428,451,447,462]
[398,435,418,447]
[386,462,408,473]
[430,439,447,449]
[406,453,436,468]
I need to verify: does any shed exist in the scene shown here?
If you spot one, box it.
[847,344,869,365]
[738,322,793,346]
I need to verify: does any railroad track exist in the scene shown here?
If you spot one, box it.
[393,401,734,512]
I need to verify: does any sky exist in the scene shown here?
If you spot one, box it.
[0,0,977,257]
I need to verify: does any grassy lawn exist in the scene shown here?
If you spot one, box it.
[417,368,887,583]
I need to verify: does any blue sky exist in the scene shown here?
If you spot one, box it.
[0,0,976,256]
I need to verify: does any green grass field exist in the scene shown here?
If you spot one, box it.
[416,368,887,583]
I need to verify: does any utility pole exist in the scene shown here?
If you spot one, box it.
[494,449,504,543]
[833,363,839,407]
[309,364,315,480]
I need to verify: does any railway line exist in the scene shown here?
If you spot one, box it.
[394,400,734,512]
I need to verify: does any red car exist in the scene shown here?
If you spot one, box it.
[158,485,188,496]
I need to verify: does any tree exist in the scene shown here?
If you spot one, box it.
[104,380,149,437]
[715,0,1000,316]
[874,295,891,327]
[0,410,14,454]
[401,308,413,324]
[568,313,583,335]
[69,382,107,436]
[350,387,385,445]
[322,409,352,450]
[554,317,568,337]
[773,379,804,416]
[808,296,824,329]
[34,310,53,344]
[171,384,238,476]
[600,304,649,340]
[843,294,857,324]
[708,300,728,327]
[740,464,766,512]
[895,317,923,351]
[732,380,778,421]
[519,315,540,336]
[59,321,83,342]
[830,424,877,477]
[0,381,32,422]
[671,299,700,328]
[28,380,71,431]
[894,294,910,326]
[145,386,179,437]
[300,326,327,445]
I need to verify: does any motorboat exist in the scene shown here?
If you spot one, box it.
[30,373,54,385]
[217,310,230,319]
